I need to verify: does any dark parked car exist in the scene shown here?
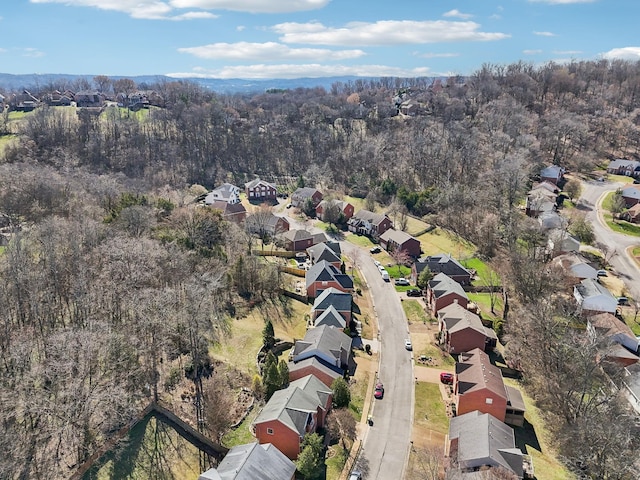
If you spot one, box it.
[440,372,454,385]
[374,382,384,399]
[406,288,423,297]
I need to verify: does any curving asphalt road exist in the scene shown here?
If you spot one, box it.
[579,179,640,300]
[340,242,414,480]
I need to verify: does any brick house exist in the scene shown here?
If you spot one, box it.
[291,325,352,373]
[621,185,640,208]
[311,287,352,324]
[379,229,421,258]
[347,209,393,238]
[206,200,247,224]
[306,242,342,269]
[252,374,331,460]
[287,357,342,388]
[245,178,277,203]
[539,165,565,185]
[455,349,526,427]
[305,260,354,298]
[437,302,496,354]
[607,159,640,177]
[291,187,323,208]
[427,273,469,316]
[316,200,354,222]
[411,254,472,286]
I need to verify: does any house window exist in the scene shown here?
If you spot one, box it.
[267,428,274,435]
[486,398,493,405]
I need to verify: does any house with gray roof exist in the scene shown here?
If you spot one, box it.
[525,188,557,218]
[305,260,354,298]
[307,241,342,268]
[291,325,352,373]
[289,374,333,426]
[287,357,342,388]
[587,313,640,361]
[412,253,472,286]
[313,306,347,329]
[198,442,295,480]
[553,252,597,280]
[379,229,421,258]
[277,229,326,252]
[245,213,290,237]
[438,302,495,354]
[204,183,241,205]
[291,187,323,208]
[574,278,618,315]
[245,178,277,203]
[347,209,393,238]
[427,273,469,315]
[546,229,579,256]
[446,411,532,479]
[252,374,330,460]
[316,199,354,222]
[311,287,352,323]
[621,185,640,208]
[540,165,565,185]
[607,159,640,177]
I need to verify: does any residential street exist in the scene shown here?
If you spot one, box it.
[340,242,414,480]
[579,179,640,300]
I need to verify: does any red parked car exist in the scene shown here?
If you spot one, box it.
[440,372,454,385]
[374,382,384,399]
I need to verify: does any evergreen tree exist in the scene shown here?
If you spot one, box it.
[263,319,275,350]
[262,351,281,400]
[331,377,351,408]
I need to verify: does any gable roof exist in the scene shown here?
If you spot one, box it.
[207,200,247,216]
[245,178,276,189]
[317,199,352,213]
[350,209,390,227]
[293,187,321,198]
[199,442,295,480]
[379,228,416,245]
[438,302,486,336]
[553,252,597,279]
[588,313,638,345]
[293,325,352,365]
[307,242,341,265]
[253,385,319,436]
[540,165,564,179]
[312,287,352,312]
[314,306,347,329]
[574,278,617,306]
[456,348,507,400]
[416,254,471,279]
[289,374,332,410]
[609,159,640,171]
[448,411,524,477]
[429,273,469,300]
[305,260,353,291]
[205,183,240,204]
[621,185,640,200]
[280,229,313,242]
[287,357,343,382]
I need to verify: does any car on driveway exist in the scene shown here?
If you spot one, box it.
[597,269,608,277]
[440,372,454,384]
[370,246,381,254]
[374,382,384,399]
[618,296,629,306]
[395,278,410,286]
[406,288,422,297]
[404,339,413,351]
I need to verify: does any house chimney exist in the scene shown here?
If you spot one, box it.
[453,299,458,304]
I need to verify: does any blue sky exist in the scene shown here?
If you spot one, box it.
[1,0,639,79]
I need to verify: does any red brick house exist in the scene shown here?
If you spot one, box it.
[305,260,354,298]
[379,229,421,259]
[288,357,342,388]
[245,178,277,203]
[539,165,565,185]
[206,200,247,224]
[316,200,354,222]
[437,302,495,354]
[455,349,526,427]
[252,374,331,460]
[427,273,469,316]
[621,185,640,208]
[412,254,472,286]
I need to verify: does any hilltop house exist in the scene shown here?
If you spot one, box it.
[379,229,421,259]
[347,209,393,238]
[204,183,241,205]
[291,187,323,209]
[245,178,277,203]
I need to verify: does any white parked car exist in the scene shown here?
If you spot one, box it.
[404,339,413,351]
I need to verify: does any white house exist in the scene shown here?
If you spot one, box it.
[205,183,241,205]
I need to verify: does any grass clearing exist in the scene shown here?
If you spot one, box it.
[346,233,374,248]
[603,212,640,236]
[608,174,636,184]
[403,216,430,236]
[413,382,450,436]
[348,351,374,421]
[402,299,429,325]
[325,444,349,480]
[417,227,475,258]
[221,405,260,448]
[467,293,503,322]
[461,257,499,285]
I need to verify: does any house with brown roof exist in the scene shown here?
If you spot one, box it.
[437,302,496,354]
[347,209,393,238]
[277,229,326,252]
[427,273,469,316]
[252,374,331,460]
[623,203,640,223]
[245,178,277,203]
[291,187,323,208]
[206,200,247,224]
[412,254,472,286]
[316,200,354,222]
[455,348,526,427]
[587,313,640,366]
[379,229,421,258]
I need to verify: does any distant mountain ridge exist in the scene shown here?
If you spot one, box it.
[0,73,422,94]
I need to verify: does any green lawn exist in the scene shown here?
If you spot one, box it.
[325,444,349,480]
[467,293,503,322]
[633,246,640,256]
[413,382,450,435]
[402,299,430,324]
[346,234,374,248]
[603,212,640,237]
[622,313,640,336]
[461,257,499,285]
[404,216,430,236]
[417,227,475,258]
[347,360,369,422]
[221,406,260,448]
[608,174,636,184]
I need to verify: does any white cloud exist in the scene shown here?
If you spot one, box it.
[237,25,245,31]
[443,9,473,19]
[523,49,543,55]
[416,52,460,58]
[528,0,595,3]
[169,0,329,13]
[178,42,366,61]
[30,0,216,19]
[602,47,640,61]
[553,50,582,55]
[533,31,556,36]
[167,63,433,79]
[23,48,45,58]
[273,20,509,46]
